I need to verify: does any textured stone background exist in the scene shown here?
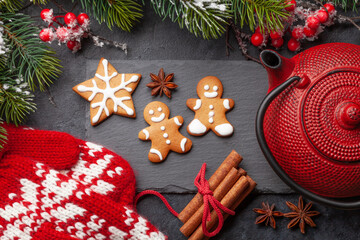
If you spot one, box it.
[24,1,360,239]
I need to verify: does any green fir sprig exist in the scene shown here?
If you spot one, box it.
[75,0,143,31]
[1,13,61,91]
[322,0,359,11]
[148,0,231,39]
[0,11,61,137]
[231,0,291,32]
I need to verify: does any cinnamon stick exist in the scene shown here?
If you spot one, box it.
[203,176,257,240]
[180,168,243,237]
[178,150,242,223]
[189,176,253,240]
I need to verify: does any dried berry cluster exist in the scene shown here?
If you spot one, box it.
[251,1,336,52]
[39,9,90,52]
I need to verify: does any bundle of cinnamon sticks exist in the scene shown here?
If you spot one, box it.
[178,150,256,240]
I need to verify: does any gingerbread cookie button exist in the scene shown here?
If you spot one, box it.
[187,76,235,137]
[139,101,192,163]
[72,58,141,126]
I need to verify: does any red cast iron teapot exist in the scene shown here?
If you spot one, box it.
[256,42,360,209]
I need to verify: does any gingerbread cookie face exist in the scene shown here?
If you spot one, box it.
[73,58,141,126]
[187,76,235,137]
[139,101,192,163]
[196,76,224,99]
[143,102,170,125]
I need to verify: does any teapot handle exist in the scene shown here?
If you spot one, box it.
[256,76,360,210]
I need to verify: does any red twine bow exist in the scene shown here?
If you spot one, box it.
[194,163,235,237]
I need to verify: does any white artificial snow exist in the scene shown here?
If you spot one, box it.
[0,21,9,56]
[192,0,227,12]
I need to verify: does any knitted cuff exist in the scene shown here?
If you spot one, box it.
[2,123,80,170]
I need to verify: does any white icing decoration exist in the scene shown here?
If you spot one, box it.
[215,123,234,136]
[174,117,182,126]
[209,105,214,109]
[204,91,218,98]
[180,138,187,152]
[223,99,230,109]
[151,113,165,122]
[150,149,163,161]
[163,133,168,138]
[161,126,165,131]
[213,86,218,91]
[193,99,202,110]
[188,119,207,134]
[142,129,149,140]
[166,140,171,145]
[158,107,162,112]
[149,110,154,115]
[209,111,215,117]
[77,59,139,123]
[204,85,210,90]
[209,118,214,124]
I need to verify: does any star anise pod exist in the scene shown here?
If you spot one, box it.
[253,202,283,229]
[147,68,178,98]
[283,196,320,234]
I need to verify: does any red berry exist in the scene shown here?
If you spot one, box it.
[285,0,296,12]
[67,40,81,52]
[40,9,53,23]
[77,13,90,27]
[270,30,282,40]
[303,26,316,37]
[69,25,85,40]
[56,27,70,43]
[288,38,301,52]
[291,26,304,40]
[251,33,264,47]
[306,15,320,29]
[271,38,284,48]
[317,9,329,23]
[64,12,77,27]
[39,28,55,42]
[324,3,335,15]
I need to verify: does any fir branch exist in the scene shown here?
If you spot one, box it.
[0,71,36,125]
[322,0,359,10]
[230,0,291,32]
[0,0,48,12]
[0,0,23,12]
[1,13,61,91]
[148,0,231,39]
[75,0,143,31]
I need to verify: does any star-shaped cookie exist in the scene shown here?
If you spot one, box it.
[73,58,141,126]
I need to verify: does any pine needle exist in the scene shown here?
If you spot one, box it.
[1,13,62,91]
[75,0,143,31]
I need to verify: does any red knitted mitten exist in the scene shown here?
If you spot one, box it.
[2,124,135,205]
[0,153,166,240]
[2,124,80,170]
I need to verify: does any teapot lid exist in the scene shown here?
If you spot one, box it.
[302,70,360,162]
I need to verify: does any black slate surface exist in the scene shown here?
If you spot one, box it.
[84,59,290,193]
[23,1,360,239]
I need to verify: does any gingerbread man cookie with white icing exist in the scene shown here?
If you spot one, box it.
[139,101,192,163]
[187,76,235,137]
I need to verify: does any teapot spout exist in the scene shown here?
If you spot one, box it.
[260,50,295,93]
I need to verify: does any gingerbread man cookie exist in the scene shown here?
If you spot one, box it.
[187,76,235,137]
[73,58,141,126]
[139,101,192,163]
